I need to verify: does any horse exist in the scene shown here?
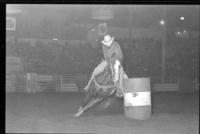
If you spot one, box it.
[73,61,122,117]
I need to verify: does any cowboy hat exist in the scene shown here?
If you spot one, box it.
[101,35,114,46]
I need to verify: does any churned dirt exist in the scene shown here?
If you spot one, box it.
[6,92,199,134]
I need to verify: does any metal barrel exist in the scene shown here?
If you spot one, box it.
[123,78,151,120]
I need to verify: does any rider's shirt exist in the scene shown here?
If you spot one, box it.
[102,41,123,64]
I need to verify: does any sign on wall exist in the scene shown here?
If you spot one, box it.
[98,23,107,35]
[6,17,16,31]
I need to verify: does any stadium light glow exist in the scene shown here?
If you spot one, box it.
[160,20,165,25]
[53,38,58,41]
[180,16,184,20]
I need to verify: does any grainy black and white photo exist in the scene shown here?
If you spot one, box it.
[6,4,199,133]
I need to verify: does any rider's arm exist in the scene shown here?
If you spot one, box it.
[114,42,123,62]
[103,46,110,63]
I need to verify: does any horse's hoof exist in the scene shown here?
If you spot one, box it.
[84,86,89,91]
[73,111,83,118]
[78,107,83,112]
[73,113,80,118]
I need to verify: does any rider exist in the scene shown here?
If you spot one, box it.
[74,35,127,117]
[84,34,125,96]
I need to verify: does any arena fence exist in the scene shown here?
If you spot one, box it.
[5,73,199,93]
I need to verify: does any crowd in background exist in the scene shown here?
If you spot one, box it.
[6,36,199,83]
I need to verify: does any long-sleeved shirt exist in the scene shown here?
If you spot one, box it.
[102,41,123,64]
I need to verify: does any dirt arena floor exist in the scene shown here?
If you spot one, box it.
[6,91,199,134]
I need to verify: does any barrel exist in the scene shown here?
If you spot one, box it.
[123,78,151,120]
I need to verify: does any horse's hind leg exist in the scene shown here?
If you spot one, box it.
[74,88,117,117]
[74,97,103,117]
[78,89,116,116]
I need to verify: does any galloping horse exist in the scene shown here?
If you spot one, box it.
[74,61,123,117]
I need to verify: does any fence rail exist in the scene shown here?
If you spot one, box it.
[5,73,199,93]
